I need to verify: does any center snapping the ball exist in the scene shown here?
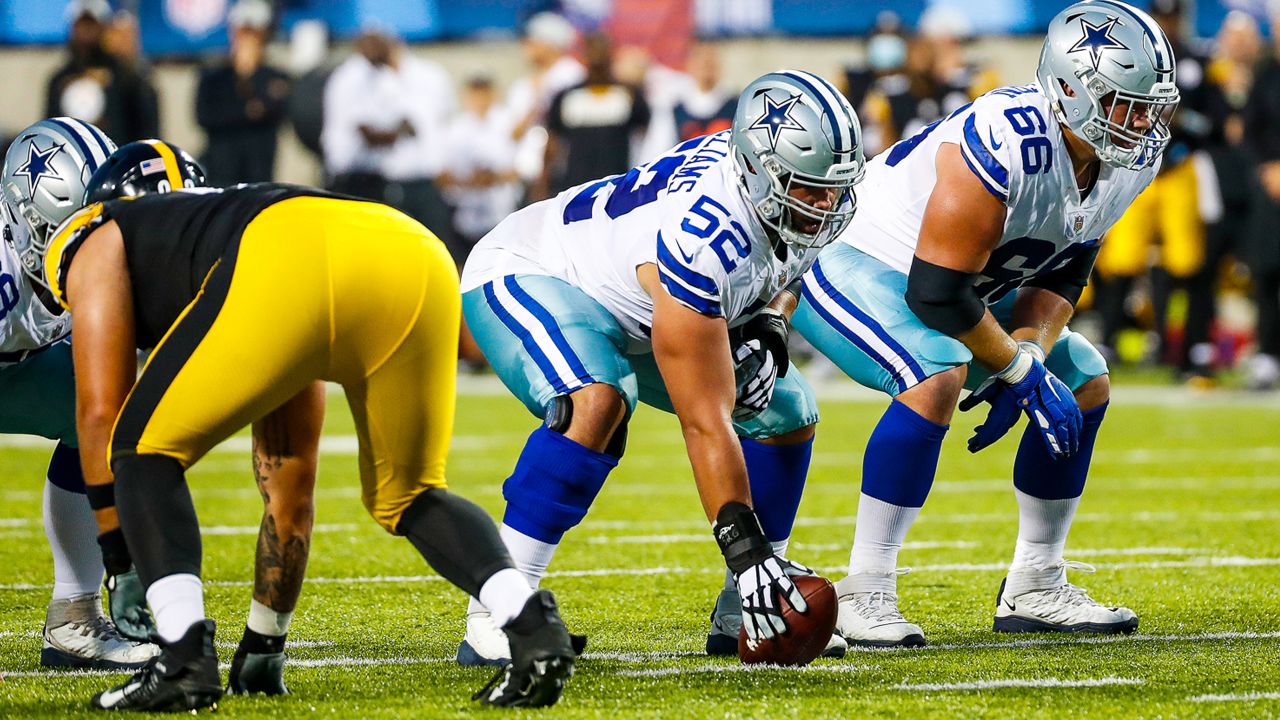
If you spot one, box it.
[738,575,838,666]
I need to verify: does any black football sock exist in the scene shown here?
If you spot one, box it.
[112,454,202,587]
[396,488,514,598]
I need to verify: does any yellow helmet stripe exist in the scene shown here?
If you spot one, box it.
[141,139,184,191]
[44,203,104,309]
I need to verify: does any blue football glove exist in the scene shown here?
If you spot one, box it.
[959,344,1082,458]
[105,567,156,642]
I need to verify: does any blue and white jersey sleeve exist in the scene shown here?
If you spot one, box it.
[957,93,1020,205]
[655,226,728,319]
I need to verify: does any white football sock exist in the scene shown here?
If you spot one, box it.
[43,480,104,601]
[479,568,535,627]
[1010,489,1080,570]
[468,524,558,615]
[1005,490,1081,597]
[846,494,920,594]
[247,598,291,637]
[147,573,206,643]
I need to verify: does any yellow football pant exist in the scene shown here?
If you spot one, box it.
[1097,159,1204,279]
[109,197,460,533]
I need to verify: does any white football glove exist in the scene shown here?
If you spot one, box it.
[735,554,811,644]
[732,338,778,422]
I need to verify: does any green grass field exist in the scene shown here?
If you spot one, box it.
[1,376,1278,718]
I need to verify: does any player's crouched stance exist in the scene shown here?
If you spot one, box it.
[456,71,864,663]
[792,0,1177,646]
[45,183,577,710]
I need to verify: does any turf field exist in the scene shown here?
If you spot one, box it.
[1,375,1278,718]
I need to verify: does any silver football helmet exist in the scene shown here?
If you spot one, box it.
[1037,0,1180,170]
[1,117,115,286]
[730,70,865,250]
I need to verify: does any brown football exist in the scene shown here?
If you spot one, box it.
[738,575,838,666]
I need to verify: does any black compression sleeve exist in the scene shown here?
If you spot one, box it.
[906,256,985,336]
[1023,245,1100,306]
[397,488,514,598]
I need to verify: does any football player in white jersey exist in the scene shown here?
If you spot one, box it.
[0,118,157,668]
[457,71,865,663]
[791,0,1178,646]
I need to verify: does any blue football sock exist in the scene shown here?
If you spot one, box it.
[862,400,948,508]
[1014,401,1108,500]
[502,425,618,544]
[741,436,813,543]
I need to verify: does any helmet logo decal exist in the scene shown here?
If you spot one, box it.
[1068,17,1127,71]
[749,93,805,152]
[14,142,65,196]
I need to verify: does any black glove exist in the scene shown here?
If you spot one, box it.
[736,308,790,378]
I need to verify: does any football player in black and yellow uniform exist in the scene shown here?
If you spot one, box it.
[46,178,579,711]
[81,140,325,697]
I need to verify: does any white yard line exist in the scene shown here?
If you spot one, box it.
[1190,692,1280,703]
[917,630,1280,652]
[617,663,866,677]
[3,555,1278,592]
[893,676,1143,691]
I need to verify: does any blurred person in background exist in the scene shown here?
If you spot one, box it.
[45,0,159,144]
[439,75,521,369]
[322,23,456,246]
[861,9,974,151]
[1242,1,1280,390]
[612,43,694,163]
[195,0,291,186]
[1180,12,1263,382]
[535,32,649,201]
[665,42,736,146]
[286,20,333,164]
[506,12,585,193]
[1092,0,1218,371]
[844,12,908,158]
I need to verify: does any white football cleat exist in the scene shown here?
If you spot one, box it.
[994,560,1138,634]
[834,576,926,648]
[41,594,158,669]
[456,608,511,666]
[705,588,847,658]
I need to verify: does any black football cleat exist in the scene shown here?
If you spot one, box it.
[473,590,580,708]
[90,619,222,712]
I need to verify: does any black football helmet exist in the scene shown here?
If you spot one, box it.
[83,140,207,204]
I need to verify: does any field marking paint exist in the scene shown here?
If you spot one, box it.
[917,630,1280,652]
[1190,692,1280,703]
[892,676,1143,691]
[617,663,866,677]
[5,556,1280,593]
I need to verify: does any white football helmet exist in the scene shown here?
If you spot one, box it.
[2,118,115,287]
[730,70,865,250]
[1037,0,1180,170]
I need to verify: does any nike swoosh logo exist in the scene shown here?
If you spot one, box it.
[675,241,697,265]
[988,128,1003,151]
[97,680,142,708]
[1003,599,1016,612]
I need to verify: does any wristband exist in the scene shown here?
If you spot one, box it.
[995,347,1035,385]
[712,502,772,574]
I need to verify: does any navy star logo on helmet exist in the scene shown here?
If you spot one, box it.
[1067,17,1127,70]
[749,93,806,152]
[13,142,65,196]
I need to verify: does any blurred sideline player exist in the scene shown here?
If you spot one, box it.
[0,117,155,669]
[456,71,865,664]
[80,139,325,696]
[791,0,1177,646]
[47,177,578,710]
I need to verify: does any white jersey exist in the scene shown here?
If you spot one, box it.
[842,83,1158,304]
[462,131,817,352]
[0,201,70,354]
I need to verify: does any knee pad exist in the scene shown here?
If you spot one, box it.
[46,442,86,494]
[544,393,629,460]
[502,425,618,543]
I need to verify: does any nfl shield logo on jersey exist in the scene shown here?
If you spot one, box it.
[1071,214,1085,235]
